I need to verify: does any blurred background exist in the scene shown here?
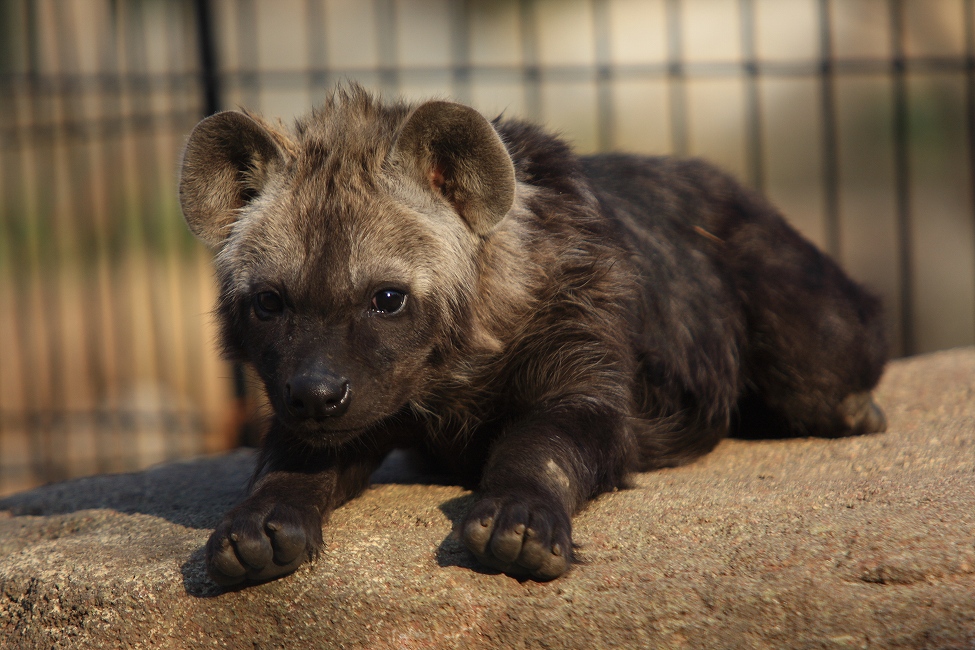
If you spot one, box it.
[1,0,973,496]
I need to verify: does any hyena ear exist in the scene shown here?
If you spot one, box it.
[179,111,286,248]
[394,101,515,235]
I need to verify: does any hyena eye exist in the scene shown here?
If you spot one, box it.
[252,291,284,320]
[371,289,407,315]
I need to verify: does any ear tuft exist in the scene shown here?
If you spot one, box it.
[178,111,286,248]
[394,101,515,235]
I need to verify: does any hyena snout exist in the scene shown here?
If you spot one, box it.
[285,368,352,419]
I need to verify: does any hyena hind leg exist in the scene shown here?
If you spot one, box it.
[727,196,889,440]
[732,388,886,440]
[734,271,888,440]
[837,391,887,435]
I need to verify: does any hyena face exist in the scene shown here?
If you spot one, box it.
[216,193,467,442]
[179,92,515,444]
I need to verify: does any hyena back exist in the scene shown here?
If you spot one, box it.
[179,86,886,585]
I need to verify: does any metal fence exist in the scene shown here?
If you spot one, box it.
[2,0,974,496]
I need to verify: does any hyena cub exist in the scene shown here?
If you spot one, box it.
[179,85,887,586]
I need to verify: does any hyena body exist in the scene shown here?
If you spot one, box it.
[179,86,887,585]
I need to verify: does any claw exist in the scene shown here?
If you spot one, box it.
[204,502,322,587]
[460,496,572,581]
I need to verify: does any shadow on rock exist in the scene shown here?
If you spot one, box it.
[180,546,228,598]
[434,494,504,576]
[0,450,255,529]
[0,448,457,532]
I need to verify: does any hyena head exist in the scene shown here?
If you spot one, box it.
[179,88,515,444]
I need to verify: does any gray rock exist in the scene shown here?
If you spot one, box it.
[2,350,974,649]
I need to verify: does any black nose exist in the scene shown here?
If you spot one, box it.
[285,371,351,419]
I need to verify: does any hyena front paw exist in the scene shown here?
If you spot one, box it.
[205,502,323,586]
[461,496,572,581]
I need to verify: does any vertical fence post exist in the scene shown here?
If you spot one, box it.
[518,0,542,122]
[375,0,399,95]
[889,0,914,356]
[307,0,329,103]
[739,0,764,192]
[818,0,841,260]
[665,0,687,157]
[450,0,472,105]
[193,0,221,117]
[592,0,614,153]
[193,0,257,447]
[965,0,975,345]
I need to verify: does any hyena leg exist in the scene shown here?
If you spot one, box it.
[205,438,385,586]
[735,387,886,440]
[737,288,888,439]
[460,409,630,580]
[732,215,888,439]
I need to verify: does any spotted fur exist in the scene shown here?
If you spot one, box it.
[179,84,887,586]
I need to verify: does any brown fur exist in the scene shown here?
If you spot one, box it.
[179,85,886,586]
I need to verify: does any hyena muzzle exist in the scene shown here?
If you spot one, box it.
[179,85,887,586]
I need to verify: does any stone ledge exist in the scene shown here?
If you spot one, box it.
[2,350,974,649]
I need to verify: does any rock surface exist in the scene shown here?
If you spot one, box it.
[1,350,974,649]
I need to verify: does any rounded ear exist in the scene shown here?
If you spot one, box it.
[178,111,286,248]
[393,101,515,235]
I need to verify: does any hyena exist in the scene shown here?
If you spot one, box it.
[179,85,887,586]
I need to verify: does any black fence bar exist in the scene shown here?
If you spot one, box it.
[739,0,764,191]
[449,0,471,105]
[665,0,688,156]
[818,0,841,259]
[96,54,975,101]
[237,0,260,109]
[592,0,614,153]
[195,0,253,450]
[966,0,975,343]
[518,0,542,122]
[194,0,221,117]
[889,0,915,356]
[306,0,330,104]
[167,1,210,453]
[0,108,206,149]
[7,50,975,103]
[375,0,399,95]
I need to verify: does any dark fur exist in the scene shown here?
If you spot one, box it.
[179,85,887,585]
